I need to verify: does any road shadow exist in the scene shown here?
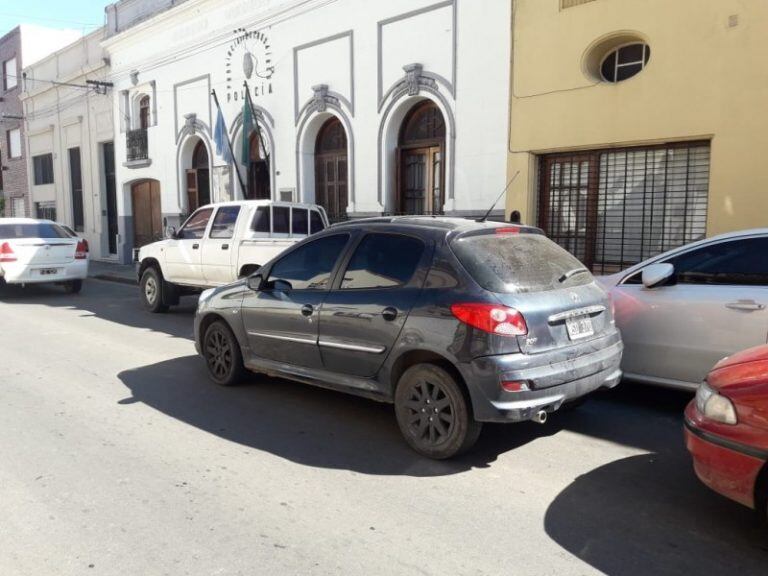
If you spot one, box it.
[0,280,198,340]
[544,383,768,575]
[117,355,562,477]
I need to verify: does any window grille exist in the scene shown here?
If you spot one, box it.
[538,142,711,274]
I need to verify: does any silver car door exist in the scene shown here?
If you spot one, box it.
[616,236,768,388]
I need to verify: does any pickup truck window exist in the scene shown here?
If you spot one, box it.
[178,208,213,240]
[310,211,325,234]
[210,206,241,239]
[292,208,308,236]
[273,207,290,235]
[252,206,270,234]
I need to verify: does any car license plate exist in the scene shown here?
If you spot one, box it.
[39,268,59,276]
[566,315,594,340]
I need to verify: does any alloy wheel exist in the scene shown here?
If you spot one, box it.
[144,276,157,304]
[403,378,455,446]
[205,327,233,381]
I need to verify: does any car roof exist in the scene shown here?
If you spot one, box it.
[0,218,53,225]
[331,216,541,234]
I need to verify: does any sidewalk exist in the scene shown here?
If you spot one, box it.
[88,260,138,286]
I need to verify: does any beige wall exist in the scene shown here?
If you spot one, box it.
[506,0,768,237]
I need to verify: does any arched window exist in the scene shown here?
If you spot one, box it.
[186,140,210,212]
[314,117,348,221]
[139,95,150,130]
[398,101,446,215]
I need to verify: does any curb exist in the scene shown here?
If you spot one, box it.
[90,274,138,287]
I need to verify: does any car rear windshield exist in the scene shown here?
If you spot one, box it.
[0,223,69,240]
[450,232,593,294]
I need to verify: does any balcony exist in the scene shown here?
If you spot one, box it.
[124,128,151,168]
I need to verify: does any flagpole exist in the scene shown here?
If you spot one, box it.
[211,89,248,200]
[243,81,269,164]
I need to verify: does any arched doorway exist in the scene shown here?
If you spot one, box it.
[185,140,210,212]
[314,117,348,221]
[247,130,271,200]
[131,179,162,248]
[397,101,446,215]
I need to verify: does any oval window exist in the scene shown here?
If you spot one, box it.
[600,43,650,83]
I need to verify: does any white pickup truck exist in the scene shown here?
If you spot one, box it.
[136,200,329,312]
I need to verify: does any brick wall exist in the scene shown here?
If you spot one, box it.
[0,27,29,217]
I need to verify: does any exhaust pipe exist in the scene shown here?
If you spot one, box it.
[532,410,548,425]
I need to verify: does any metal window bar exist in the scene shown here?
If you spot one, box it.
[126,128,148,162]
[538,142,710,274]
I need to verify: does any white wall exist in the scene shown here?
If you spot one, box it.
[104,0,512,262]
[21,28,116,259]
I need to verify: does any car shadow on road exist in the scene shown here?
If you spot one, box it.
[117,355,563,477]
[544,383,768,575]
[0,281,198,340]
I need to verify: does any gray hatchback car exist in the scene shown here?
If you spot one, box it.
[194,217,623,458]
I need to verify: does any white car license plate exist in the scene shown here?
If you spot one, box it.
[566,315,594,340]
[39,268,59,276]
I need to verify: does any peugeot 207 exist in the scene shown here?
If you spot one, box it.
[194,217,623,459]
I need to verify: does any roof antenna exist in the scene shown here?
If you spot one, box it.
[477,171,520,223]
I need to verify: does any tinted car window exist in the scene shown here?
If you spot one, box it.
[451,231,592,294]
[292,208,309,236]
[252,206,270,234]
[342,234,425,289]
[666,238,768,286]
[310,211,325,234]
[273,207,290,234]
[209,206,241,239]
[178,208,213,240]
[268,234,349,291]
[0,223,68,239]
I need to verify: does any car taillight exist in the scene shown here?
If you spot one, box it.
[0,242,17,263]
[450,303,528,337]
[75,240,89,260]
[495,226,520,235]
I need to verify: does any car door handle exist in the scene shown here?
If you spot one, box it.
[382,307,398,322]
[221,244,229,250]
[726,300,766,312]
[192,243,200,250]
[301,304,314,317]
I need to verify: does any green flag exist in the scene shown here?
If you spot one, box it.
[240,91,255,164]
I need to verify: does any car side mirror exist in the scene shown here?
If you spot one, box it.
[642,263,675,289]
[246,274,263,292]
[165,226,177,239]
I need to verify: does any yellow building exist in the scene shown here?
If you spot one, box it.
[506,0,768,273]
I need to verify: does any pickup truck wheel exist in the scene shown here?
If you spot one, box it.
[203,320,246,386]
[395,363,482,459]
[140,267,169,313]
[239,265,260,279]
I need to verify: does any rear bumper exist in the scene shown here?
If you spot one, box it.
[461,330,623,423]
[684,403,766,509]
[0,260,88,285]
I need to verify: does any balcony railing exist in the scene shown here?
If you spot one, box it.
[126,128,148,162]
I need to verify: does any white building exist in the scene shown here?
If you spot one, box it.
[104,0,513,263]
[20,28,118,259]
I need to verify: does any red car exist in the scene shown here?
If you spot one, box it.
[685,345,768,515]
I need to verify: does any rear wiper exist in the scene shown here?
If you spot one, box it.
[558,267,589,283]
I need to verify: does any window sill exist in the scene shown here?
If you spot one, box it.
[123,158,152,169]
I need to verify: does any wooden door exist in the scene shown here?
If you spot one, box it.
[186,169,199,213]
[399,146,443,215]
[315,153,348,221]
[131,180,162,248]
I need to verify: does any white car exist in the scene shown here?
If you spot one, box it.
[599,228,768,390]
[137,200,329,312]
[0,218,89,293]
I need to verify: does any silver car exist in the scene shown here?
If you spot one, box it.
[600,228,768,391]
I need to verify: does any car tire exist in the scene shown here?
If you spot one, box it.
[394,363,482,459]
[140,266,169,313]
[203,320,246,387]
[64,280,83,294]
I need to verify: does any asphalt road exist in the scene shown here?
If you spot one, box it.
[0,279,766,575]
